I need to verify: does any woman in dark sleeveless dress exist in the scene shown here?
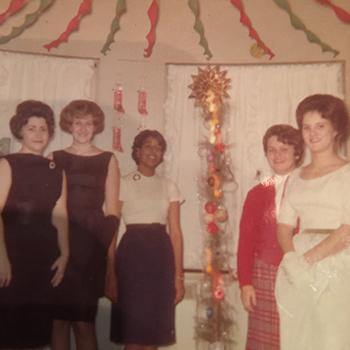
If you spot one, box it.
[51,100,120,350]
[0,100,69,349]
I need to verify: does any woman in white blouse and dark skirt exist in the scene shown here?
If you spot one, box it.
[110,129,185,350]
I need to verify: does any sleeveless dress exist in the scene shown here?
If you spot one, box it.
[276,164,350,350]
[110,170,181,346]
[0,153,62,349]
[53,150,114,322]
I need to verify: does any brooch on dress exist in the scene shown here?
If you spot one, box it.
[133,173,141,181]
[49,161,56,169]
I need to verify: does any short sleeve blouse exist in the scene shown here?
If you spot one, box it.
[120,170,182,225]
[278,163,350,231]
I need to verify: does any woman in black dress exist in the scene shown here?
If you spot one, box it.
[51,100,120,350]
[110,130,185,350]
[0,100,69,349]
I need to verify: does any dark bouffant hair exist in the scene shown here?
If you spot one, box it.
[10,100,55,139]
[263,124,304,166]
[296,94,349,146]
[60,100,105,134]
[131,129,167,165]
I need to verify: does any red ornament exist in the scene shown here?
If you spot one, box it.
[214,142,225,153]
[204,201,217,214]
[207,222,219,234]
[214,286,225,300]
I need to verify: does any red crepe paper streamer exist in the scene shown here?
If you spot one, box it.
[316,0,350,23]
[0,0,27,25]
[144,0,159,57]
[230,0,275,59]
[43,0,92,51]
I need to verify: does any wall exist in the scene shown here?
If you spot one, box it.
[0,1,349,348]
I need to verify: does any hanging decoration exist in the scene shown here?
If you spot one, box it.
[0,0,55,45]
[0,1,344,58]
[43,0,92,51]
[137,87,148,130]
[144,0,159,58]
[189,65,234,349]
[273,0,339,56]
[315,0,350,23]
[230,0,275,59]
[188,0,213,60]
[0,0,28,25]
[112,83,125,152]
[101,0,126,55]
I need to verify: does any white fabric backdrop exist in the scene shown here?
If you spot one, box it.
[0,50,97,153]
[164,62,344,270]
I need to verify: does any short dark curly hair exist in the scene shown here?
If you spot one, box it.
[10,100,55,139]
[296,94,349,147]
[263,124,304,166]
[131,129,167,165]
[60,100,105,134]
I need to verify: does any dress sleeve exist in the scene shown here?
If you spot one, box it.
[119,177,127,202]
[167,178,183,202]
[341,168,350,225]
[237,188,258,287]
[278,180,298,227]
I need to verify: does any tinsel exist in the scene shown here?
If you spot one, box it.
[189,65,235,349]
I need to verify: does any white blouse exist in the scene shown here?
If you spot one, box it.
[120,170,182,225]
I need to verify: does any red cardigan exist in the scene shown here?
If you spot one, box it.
[237,179,283,287]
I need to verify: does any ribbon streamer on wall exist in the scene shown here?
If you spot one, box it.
[101,0,127,55]
[315,0,350,23]
[43,0,92,51]
[230,0,275,59]
[0,0,28,25]
[112,83,125,152]
[0,0,55,45]
[188,0,213,60]
[137,88,148,130]
[144,0,159,58]
[273,0,339,56]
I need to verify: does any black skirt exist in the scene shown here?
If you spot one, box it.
[110,224,176,346]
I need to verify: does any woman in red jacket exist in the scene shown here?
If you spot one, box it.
[237,124,303,350]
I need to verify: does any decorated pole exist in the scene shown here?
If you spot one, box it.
[189,65,234,350]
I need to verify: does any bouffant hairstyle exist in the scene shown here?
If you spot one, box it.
[296,94,349,146]
[131,129,167,165]
[60,100,105,134]
[10,100,55,139]
[263,124,304,166]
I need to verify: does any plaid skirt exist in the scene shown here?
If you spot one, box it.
[246,258,280,350]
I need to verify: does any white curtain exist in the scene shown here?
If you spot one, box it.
[164,62,344,270]
[0,50,97,153]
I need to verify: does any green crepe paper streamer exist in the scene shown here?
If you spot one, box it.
[100,0,126,55]
[0,0,55,45]
[188,0,213,60]
[273,0,339,57]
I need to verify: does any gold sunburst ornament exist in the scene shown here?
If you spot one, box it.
[188,65,231,112]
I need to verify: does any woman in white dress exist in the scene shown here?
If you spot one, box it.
[276,94,350,350]
[110,129,185,350]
